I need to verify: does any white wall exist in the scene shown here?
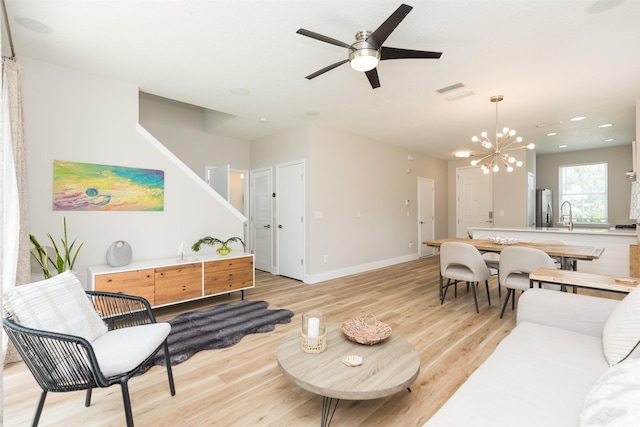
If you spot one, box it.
[138,93,250,175]
[252,124,449,282]
[21,57,245,286]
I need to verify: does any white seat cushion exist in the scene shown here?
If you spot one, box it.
[424,322,608,427]
[443,265,478,282]
[91,322,170,377]
[3,271,107,342]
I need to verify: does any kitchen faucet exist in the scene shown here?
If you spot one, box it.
[560,201,573,231]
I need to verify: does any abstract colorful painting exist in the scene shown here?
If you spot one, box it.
[53,160,164,211]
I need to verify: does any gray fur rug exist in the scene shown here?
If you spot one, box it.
[141,300,293,372]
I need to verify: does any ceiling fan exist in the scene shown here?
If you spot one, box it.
[296,3,442,89]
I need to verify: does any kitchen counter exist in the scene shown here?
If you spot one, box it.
[469,227,637,276]
[472,226,636,236]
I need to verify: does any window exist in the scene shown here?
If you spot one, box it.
[558,163,608,224]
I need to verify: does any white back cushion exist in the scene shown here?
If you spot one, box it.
[603,285,640,366]
[3,270,107,342]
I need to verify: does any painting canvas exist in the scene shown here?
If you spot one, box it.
[53,160,164,211]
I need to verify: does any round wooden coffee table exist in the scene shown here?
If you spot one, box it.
[277,322,420,426]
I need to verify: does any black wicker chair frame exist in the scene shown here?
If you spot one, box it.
[3,291,175,427]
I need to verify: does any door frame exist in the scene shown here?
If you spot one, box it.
[418,177,435,257]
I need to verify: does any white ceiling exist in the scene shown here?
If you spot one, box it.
[3,0,639,159]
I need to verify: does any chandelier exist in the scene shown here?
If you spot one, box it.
[470,95,535,173]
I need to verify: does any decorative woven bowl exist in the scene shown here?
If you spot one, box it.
[341,314,392,345]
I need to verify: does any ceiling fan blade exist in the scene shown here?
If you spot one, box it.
[366,4,413,49]
[380,46,442,60]
[305,59,350,80]
[296,28,353,50]
[365,68,381,89]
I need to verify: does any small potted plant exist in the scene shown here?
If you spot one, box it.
[30,217,84,278]
[191,236,245,256]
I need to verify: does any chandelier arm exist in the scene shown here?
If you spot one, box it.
[473,153,495,164]
[501,145,528,152]
[500,139,521,151]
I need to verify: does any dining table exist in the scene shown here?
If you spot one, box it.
[424,237,605,271]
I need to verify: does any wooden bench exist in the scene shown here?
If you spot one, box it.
[529,268,639,295]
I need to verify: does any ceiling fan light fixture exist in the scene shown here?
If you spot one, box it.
[349,49,380,72]
[349,30,380,72]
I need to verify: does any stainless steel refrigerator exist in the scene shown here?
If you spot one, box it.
[535,189,553,227]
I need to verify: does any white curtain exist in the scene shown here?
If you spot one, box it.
[1,58,30,365]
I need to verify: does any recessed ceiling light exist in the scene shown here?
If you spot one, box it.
[455,151,470,158]
[231,88,250,96]
[547,132,557,136]
[604,138,616,142]
[305,111,320,117]
[14,16,53,34]
[570,116,587,122]
[598,123,613,128]
[559,144,568,148]
[259,117,269,123]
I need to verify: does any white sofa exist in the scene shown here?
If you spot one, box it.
[424,287,640,427]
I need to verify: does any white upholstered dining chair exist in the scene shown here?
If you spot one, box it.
[498,246,559,318]
[439,242,492,313]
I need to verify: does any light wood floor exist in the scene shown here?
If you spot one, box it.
[4,256,518,426]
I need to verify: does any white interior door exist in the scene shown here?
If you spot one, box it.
[456,167,494,238]
[418,177,435,257]
[276,161,305,281]
[205,164,230,200]
[250,168,272,272]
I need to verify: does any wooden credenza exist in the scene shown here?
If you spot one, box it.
[89,253,254,308]
[631,244,640,277]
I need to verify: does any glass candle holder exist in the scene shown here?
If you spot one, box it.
[300,309,327,353]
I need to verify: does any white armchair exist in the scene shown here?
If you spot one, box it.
[2,271,176,427]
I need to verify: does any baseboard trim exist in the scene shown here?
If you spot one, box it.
[303,253,419,284]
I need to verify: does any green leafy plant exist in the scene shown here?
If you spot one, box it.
[30,217,85,278]
[191,236,245,255]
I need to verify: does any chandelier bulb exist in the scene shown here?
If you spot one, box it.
[481,131,488,138]
[516,136,523,143]
[472,136,479,142]
[527,143,535,149]
[502,127,509,134]
[493,164,499,172]
[509,129,516,137]
[484,142,492,149]
[508,157,515,163]
[516,160,523,167]
[507,166,514,172]
[483,168,490,175]
[471,160,478,166]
